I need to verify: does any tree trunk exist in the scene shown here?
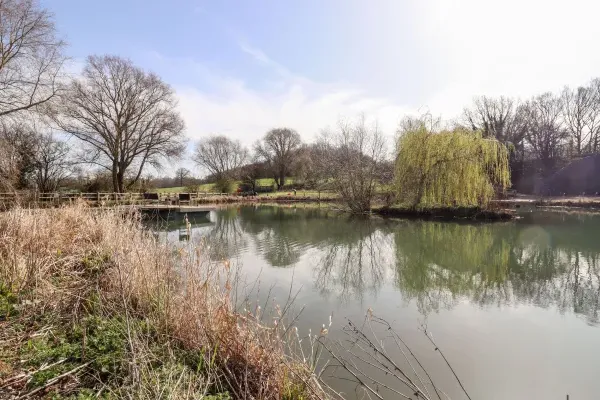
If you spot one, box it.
[279,168,286,189]
[117,167,125,193]
[112,162,119,193]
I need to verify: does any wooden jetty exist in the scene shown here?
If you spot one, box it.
[0,191,222,214]
[135,204,215,214]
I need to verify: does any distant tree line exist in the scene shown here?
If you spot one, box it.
[2,0,599,207]
[460,84,600,192]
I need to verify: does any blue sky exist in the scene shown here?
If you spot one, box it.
[42,0,600,173]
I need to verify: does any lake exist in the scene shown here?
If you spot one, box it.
[151,205,600,400]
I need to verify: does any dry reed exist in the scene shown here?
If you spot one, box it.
[0,202,326,399]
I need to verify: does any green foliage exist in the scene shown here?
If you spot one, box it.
[395,126,510,207]
[80,253,110,278]
[214,178,235,193]
[24,315,130,389]
[0,284,18,319]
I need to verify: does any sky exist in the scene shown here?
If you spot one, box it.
[42,0,600,174]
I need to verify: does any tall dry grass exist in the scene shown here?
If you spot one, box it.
[0,203,327,399]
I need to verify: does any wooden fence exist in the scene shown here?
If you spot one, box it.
[0,192,230,208]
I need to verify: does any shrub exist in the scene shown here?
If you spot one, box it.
[214,178,235,193]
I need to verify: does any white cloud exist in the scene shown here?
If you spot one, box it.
[175,0,600,159]
[175,63,412,148]
[417,0,600,115]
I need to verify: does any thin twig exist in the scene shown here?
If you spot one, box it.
[372,317,442,400]
[423,328,472,400]
[17,361,91,399]
[317,338,384,400]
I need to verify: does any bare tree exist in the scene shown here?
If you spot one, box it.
[560,85,597,157]
[294,141,334,194]
[522,93,567,175]
[463,96,527,151]
[0,120,38,189]
[32,132,71,192]
[239,160,265,193]
[52,55,186,192]
[0,0,67,117]
[399,112,443,135]
[586,78,600,153]
[255,128,302,189]
[323,115,386,213]
[193,135,248,181]
[0,126,20,191]
[174,167,191,187]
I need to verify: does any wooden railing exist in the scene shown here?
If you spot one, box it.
[0,191,230,208]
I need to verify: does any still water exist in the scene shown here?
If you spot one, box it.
[152,205,600,399]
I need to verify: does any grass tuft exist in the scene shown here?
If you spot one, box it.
[0,203,326,399]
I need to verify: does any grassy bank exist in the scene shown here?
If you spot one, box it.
[0,204,325,399]
[152,178,297,194]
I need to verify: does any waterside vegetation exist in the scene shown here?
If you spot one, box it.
[0,204,326,399]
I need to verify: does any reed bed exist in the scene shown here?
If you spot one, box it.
[0,203,326,399]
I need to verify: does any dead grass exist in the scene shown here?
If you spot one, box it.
[0,203,327,399]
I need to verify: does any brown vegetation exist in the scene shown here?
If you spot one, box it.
[0,204,326,399]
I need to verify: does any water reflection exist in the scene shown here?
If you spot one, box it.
[394,218,600,324]
[313,218,393,301]
[204,207,248,261]
[155,206,600,325]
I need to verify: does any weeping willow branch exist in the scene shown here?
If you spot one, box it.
[395,127,510,208]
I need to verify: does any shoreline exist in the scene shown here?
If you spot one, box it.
[10,193,600,220]
[371,205,515,221]
[495,196,600,210]
[196,197,517,221]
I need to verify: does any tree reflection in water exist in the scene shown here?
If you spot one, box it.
[394,217,600,324]
[202,207,248,261]
[202,206,600,324]
[313,217,394,301]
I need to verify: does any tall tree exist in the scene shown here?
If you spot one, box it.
[0,0,67,117]
[561,85,597,157]
[585,78,600,153]
[323,116,386,213]
[0,121,38,189]
[395,126,510,208]
[0,124,20,191]
[53,55,186,192]
[522,93,566,175]
[463,96,527,154]
[32,132,71,192]
[255,128,302,189]
[193,135,248,181]
[174,167,191,187]
[294,142,334,191]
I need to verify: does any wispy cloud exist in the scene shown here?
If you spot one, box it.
[172,44,412,149]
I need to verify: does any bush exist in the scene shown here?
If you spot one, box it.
[214,178,235,193]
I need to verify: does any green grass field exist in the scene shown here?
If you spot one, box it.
[152,183,215,193]
[153,178,296,194]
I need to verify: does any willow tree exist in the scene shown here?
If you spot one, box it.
[395,126,510,207]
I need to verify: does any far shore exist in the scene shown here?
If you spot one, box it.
[8,192,600,220]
